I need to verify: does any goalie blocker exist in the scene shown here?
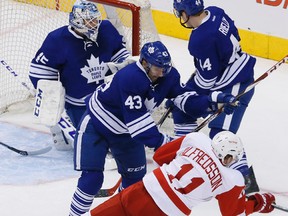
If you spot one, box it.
[33,80,65,126]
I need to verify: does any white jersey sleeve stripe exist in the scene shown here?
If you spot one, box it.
[65,95,87,106]
[110,48,130,63]
[130,120,155,137]
[30,63,59,72]
[173,91,197,111]
[29,64,59,79]
[211,54,250,90]
[89,91,128,134]
[194,71,217,89]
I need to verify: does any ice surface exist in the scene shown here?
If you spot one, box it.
[0,35,287,215]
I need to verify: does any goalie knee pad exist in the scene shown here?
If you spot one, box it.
[50,125,73,151]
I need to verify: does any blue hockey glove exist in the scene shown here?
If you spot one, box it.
[154,133,174,151]
[208,91,238,115]
[224,102,238,115]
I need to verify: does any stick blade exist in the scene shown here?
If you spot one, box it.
[95,177,122,198]
[27,146,52,156]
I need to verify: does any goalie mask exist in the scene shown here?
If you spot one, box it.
[69,0,102,42]
[140,41,172,76]
[211,131,244,166]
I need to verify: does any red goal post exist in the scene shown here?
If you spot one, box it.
[94,0,141,55]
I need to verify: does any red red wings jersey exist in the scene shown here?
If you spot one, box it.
[143,132,250,216]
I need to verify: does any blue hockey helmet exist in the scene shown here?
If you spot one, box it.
[173,0,204,17]
[140,41,172,76]
[69,0,102,42]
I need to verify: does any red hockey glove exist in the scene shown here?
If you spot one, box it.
[248,193,275,213]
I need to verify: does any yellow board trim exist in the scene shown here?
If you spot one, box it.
[152,10,288,61]
[15,1,287,61]
[15,0,73,12]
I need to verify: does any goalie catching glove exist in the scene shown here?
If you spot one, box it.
[107,57,137,74]
[208,91,238,115]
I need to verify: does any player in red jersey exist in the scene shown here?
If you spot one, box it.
[90,131,275,216]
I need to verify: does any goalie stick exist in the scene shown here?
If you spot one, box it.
[1,59,117,168]
[0,59,76,142]
[0,141,52,156]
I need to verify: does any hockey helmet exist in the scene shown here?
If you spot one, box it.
[69,0,102,41]
[140,41,172,76]
[211,131,244,166]
[173,0,204,17]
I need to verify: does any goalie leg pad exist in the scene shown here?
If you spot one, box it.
[33,80,65,126]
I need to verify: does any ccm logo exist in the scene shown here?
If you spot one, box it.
[127,165,145,172]
[34,89,43,117]
[256,0,288,9]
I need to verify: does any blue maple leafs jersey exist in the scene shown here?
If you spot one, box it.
[188,6,256,94]
[87,61,211,148]
[29,20,130,106]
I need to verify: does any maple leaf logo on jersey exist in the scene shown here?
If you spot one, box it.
[81,55,109,84]
[144,97,157,113]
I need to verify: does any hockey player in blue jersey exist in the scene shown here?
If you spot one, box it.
[69,40,238,215]
[29,0,130,150]
[172,0,259,193]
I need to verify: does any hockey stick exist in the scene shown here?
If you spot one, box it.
[272,203,288,213]
[157,105,172,128]
[0,59,76,141]
[95,177,122,198]
[0,141,52,156]
[194,54,288,132]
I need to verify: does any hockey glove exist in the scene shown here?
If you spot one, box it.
[107,57,136,74]
[208,91,238,115]
[248,193,275,213]
[154,133,174,151]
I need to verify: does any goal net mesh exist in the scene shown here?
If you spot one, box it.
[0,0,173,135]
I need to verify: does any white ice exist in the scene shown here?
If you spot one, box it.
[0,35,287,216]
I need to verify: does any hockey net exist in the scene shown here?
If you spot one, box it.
[0,0,172,134]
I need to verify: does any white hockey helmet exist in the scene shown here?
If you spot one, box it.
[211,131,244,166]
[69,0,102,42]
